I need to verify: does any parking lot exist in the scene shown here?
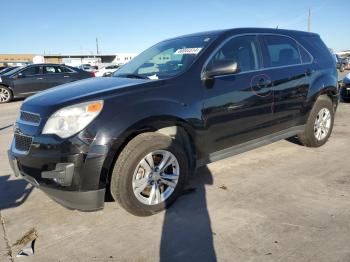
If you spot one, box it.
[0,72,350,261]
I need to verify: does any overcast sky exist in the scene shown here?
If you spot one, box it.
[2,0,349,54]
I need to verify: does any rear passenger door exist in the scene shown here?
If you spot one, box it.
[260,34,313,130]
[43,65,72,90]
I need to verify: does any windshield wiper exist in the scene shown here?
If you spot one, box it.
[117,73,149,79]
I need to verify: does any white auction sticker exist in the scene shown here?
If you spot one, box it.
[148,74,159,80]
[174,48,202,55]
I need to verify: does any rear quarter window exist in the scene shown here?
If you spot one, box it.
[298,45,313,64]
[296,35,334,66]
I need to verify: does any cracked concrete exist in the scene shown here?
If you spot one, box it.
[0,214,12,262]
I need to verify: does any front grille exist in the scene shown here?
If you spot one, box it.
[20,111,41,124]
[14,133,33,152]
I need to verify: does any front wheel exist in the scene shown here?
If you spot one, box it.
[110,133,189,216]
[0,86,13,103]
[298,95,334,147]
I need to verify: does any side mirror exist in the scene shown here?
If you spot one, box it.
[16,73,25,79]
[203,61,239,80]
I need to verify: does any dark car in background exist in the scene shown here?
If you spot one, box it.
[343,57,350,70]
[0,64,94,103]
[8,28,338,216]
[335,54,346,72]
[341,73,350,102]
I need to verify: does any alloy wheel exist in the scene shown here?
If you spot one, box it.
[314,108,331,141]
[132,150,180,205]
[0,87,10,103]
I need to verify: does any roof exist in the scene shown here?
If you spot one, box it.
[166,27,319,41]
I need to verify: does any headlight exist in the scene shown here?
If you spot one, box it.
[42,100,103,138]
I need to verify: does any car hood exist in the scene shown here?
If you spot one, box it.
[22,77,152,116]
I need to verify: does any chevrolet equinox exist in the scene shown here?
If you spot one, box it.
[8,28,339,216]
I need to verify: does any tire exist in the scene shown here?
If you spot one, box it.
[110,132,189,216]
[0,86,13,103]
[298,95,334,147]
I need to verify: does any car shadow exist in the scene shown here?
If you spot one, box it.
[0,175,33,210]
[285,135,303,146]
[159,165,217,262]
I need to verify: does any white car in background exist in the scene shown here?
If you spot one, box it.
[77,64,95,72]
[95,65,120,77]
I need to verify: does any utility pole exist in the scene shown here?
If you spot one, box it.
[96,37,99,54]
[308,8,311,32]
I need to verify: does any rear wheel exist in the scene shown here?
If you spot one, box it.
[298,96,334,147]
[0,86,13,103]
[110,133,189,216]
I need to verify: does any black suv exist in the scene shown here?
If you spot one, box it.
[0,64,94,103]
[8,28,338,216]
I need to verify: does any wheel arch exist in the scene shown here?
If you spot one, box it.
[100,115,198,190]
[0,84,13,92]
[0,84,14,101]
[307,72,339,111]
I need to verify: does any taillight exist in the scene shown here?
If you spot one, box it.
[89,72,95,77]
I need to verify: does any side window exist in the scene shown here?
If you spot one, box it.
[207,35,261,73]
[21,66,41,76]
[61,66,74,73]
[298,45,313,64]
[264,35,301,67]
[45,66,68,74]
[45,66,56,74]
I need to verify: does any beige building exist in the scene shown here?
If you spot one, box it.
[0,54,35,66]
[0,53,138,67]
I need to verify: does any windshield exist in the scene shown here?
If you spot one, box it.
[2,66,24,76]
[113,35,213,80]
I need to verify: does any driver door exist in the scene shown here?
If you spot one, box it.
[12,65,45,95]
[202,35,275,154]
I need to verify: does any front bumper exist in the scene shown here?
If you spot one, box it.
[7,134,109,211]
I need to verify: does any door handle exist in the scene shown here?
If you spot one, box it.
[64,75,70,78]
[305,69,313,76]
[258,78,272,87]
[36,77,43,80]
